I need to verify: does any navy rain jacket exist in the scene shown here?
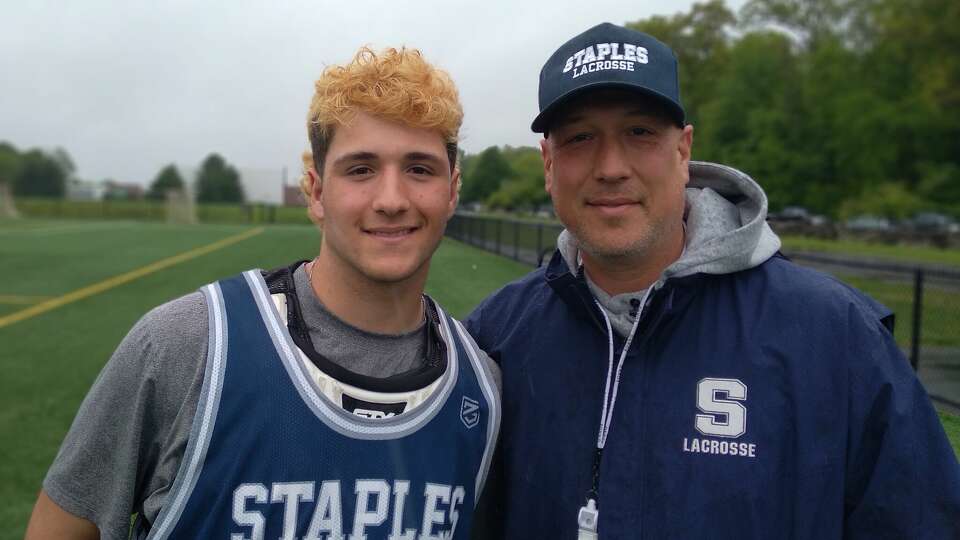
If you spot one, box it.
[466,163,960,539]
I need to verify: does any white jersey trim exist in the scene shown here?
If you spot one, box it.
[147,283,228,540]
[452,319,502,501]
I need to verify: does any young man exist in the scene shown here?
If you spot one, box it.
[26,46,500,540]
[466,23,960,539]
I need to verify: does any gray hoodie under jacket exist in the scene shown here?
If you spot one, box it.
[560,161,782,337]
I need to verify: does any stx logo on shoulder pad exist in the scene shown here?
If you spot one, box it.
[460,396,480,429]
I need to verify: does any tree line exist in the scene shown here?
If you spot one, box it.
[4,0,955,218]
[0,143,245,204]
[461,0,958,220]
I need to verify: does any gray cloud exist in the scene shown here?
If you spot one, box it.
[1,0,740,202]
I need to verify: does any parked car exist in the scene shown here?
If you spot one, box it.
[770,206,810,222]
[845,214,894,232]
[909,212,959,233]
[808,214,830,227]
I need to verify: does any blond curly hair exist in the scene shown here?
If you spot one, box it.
[300,46,463,200]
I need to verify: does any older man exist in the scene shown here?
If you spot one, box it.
[466,22,959,539]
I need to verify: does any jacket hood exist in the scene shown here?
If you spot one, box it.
[558,161,781,282]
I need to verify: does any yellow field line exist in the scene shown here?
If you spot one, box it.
[0,295,51,305]
[0,222,131,236]
[0,227,264,329]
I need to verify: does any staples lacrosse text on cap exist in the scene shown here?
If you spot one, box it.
[531,22,686,133]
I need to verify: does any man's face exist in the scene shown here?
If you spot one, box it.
[309,111,459,285]
[541,91,692,264]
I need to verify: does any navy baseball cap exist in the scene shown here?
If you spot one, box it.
[532,22,686,133]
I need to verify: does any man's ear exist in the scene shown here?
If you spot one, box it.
[540,138,553,195]
[679,125,693,166]
[678,124,694,187]
[306,168,324,225]
[447,168,461,219]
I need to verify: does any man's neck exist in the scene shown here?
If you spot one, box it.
[306,252,427,335]
[581,227,685,296]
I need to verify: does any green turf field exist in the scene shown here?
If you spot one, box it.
[833,274,960,348]
[1,219,957,538]
[0,219,529,539]
[781,235,960,268]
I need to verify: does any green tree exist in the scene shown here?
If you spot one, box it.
[742,0,957,215]
[487,147,549,211]
[697,31,815,211]
[461,146,512,204]
[14,149,67,197]
[916,163,960,217]
[195,154,244,203]
[627,0,736,126]
[49,147,76,181]
[487,178,547,211]
[799,37,902,212]
[867,0,960,193]
[147,164,186,200]
[838,182,925,220]
[740,0,867,50]
[0,142,21,186]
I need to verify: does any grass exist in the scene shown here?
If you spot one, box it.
[0,219,529,539]
[941,412,960,454]
[833,274,960,348]
[779,235,960,349]
[0,218,957,538]
[781,235,960,268]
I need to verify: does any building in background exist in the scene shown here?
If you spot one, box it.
[282,184,306,207]
[65,180,107,201]
[103,181,144,200]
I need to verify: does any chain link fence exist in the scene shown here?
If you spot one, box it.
[447,213,960,409]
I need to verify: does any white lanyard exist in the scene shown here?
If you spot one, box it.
[578,286,653,539]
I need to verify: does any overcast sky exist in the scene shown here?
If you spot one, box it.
[2,1,743,202]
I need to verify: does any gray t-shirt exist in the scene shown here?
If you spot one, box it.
[43,265,501,539]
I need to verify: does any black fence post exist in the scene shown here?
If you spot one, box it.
[910,268,924,371]
[495,219,501,255]
[513,221,519,261]
[481,218,487,250]
[536,223,543,262]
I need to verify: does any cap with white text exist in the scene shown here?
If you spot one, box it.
[532,22,685,133]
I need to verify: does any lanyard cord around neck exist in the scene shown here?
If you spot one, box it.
[593,285,651,450]
[578,287,653,539]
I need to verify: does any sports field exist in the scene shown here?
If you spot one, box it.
[1,218,957,538]
[0,218,529,538]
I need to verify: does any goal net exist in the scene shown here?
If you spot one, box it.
[165,188,196,224]
[0,182,18,219]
